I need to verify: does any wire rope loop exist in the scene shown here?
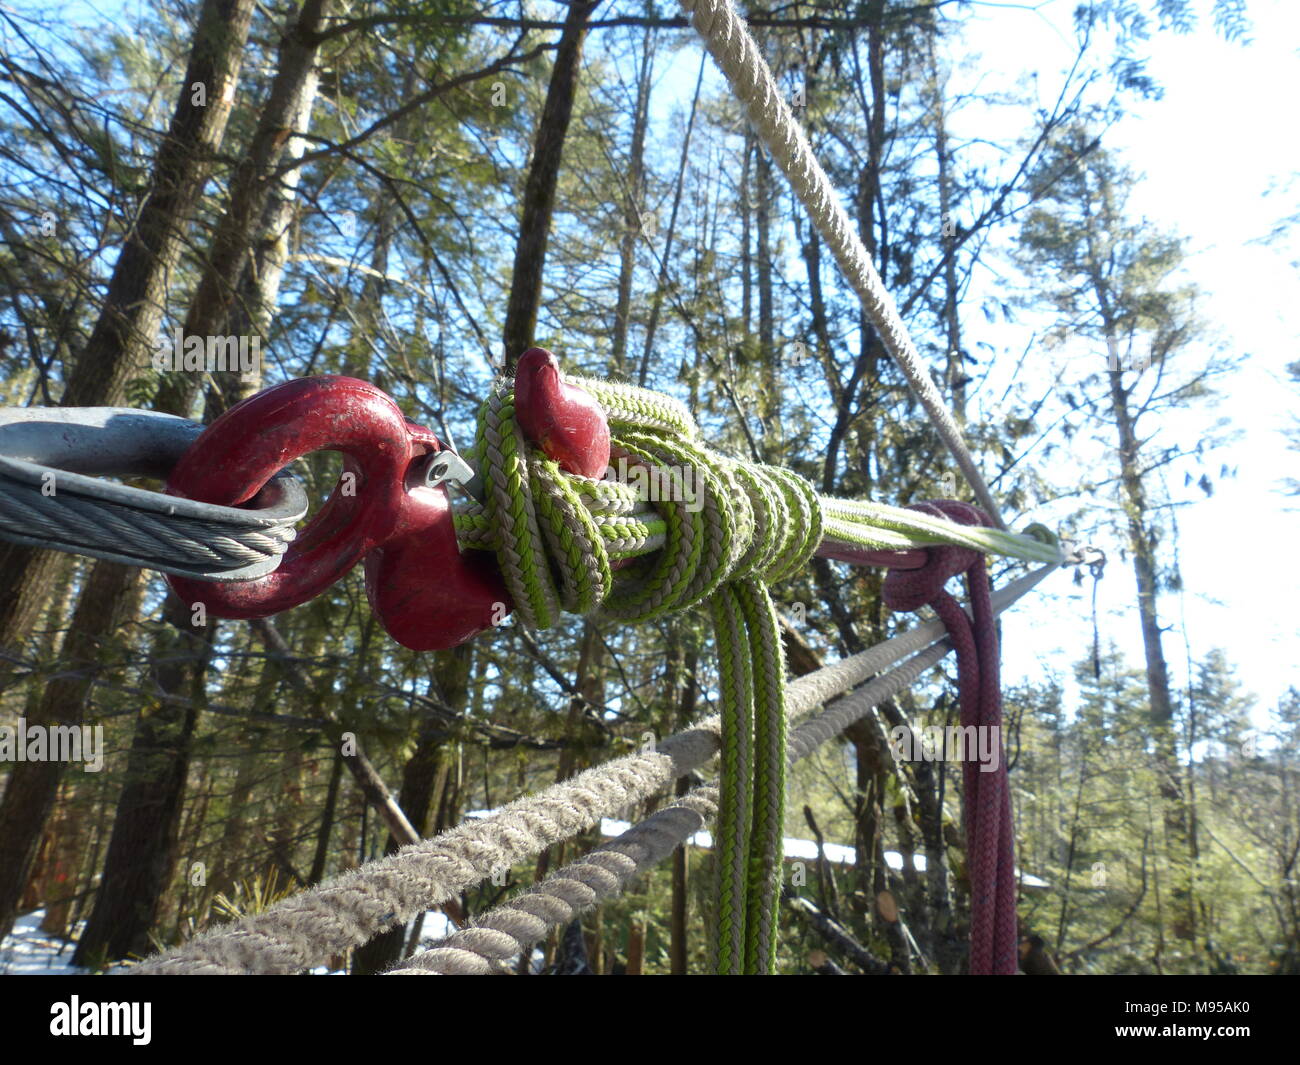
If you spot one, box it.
[0,407,308,580]
[166,376,440,617]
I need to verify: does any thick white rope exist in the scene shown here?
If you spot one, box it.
[385,566,1058,975]
[676,0,1006,529]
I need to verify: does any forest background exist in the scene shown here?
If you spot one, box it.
[0,0,1296,975]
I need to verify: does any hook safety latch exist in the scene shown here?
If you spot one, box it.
[423,448,484,504]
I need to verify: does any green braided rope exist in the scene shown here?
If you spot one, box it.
[529,455,611,614]
[479,387,563,630]
[453,368,1059,974]
[709,584,754,975]
[767,467,824,584]
[821,496,1062,563]
[735,578,787,974]
[574,376,698,437]
[726,462,773,579]
[613,430,748,617]
[456,390,1060,573]
[602,436,713,622]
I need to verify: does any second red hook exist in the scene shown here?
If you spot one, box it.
[165,376,509,651]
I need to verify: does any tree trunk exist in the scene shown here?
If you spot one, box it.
[625,918,645,974]
[157,0,334,418]
[209,13,323,409]
[1105,359,1193,939]
[29,786,77,937]
[501,0,602,370]
[755,149,775,370]
[741,133,753,337]
[307,750,346,887]
[0,561,144,941]
[0,0,256,661]
[72,593,212,965]
[69,0,255,406]
[669,642,698,974]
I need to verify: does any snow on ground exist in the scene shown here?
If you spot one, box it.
[0,908,461,976]
[0,910,126,975]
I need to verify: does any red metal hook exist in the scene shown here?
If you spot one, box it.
[514,348,610,478]
[166,376,509,650]
[166,357,623,649]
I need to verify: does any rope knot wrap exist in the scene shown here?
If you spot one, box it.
[459,372,823,973]
[883,501,1018,975]
[464,374,822,632]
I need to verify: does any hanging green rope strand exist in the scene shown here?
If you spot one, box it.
[709,584,754,974]
[736,578,787,974]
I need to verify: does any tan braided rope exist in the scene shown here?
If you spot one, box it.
[676,0,1006,529]
[387,789,721,975]
[131,565,1055,975]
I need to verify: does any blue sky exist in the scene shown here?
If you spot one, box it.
[946,0,1300,720]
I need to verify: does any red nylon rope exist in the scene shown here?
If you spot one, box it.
[882,500,1018,975]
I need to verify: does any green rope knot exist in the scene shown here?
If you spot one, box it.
[456,371,820,974]
[459,374,823,633]
[450,370,1065,973]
